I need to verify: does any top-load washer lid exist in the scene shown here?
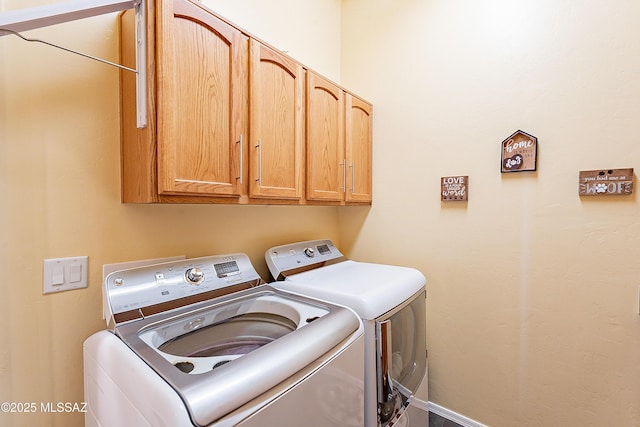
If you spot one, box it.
[103,253,364,427]
[266,240,426,319]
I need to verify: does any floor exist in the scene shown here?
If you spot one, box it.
[428,411,464,427]
[405,404,464,427]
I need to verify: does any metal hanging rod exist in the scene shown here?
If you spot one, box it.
[0,29,137,73]
[0,0,147,128]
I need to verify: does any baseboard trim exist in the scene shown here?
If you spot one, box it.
[427,402,488,427]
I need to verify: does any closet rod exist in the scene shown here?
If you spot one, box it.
[1,29,137,73]
[0,0,147,128]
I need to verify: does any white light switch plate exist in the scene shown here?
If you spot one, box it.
[43,256,88,294]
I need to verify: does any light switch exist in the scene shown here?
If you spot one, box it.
[43,256,88,294]
[51,265,65,285]
[68,264,82,283]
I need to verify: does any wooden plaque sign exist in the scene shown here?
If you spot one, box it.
[441,176,468,201]
[579,168,634,196]
[501,130,538,173]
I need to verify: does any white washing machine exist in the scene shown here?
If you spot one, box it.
[84,253,365,427]
[266,240,427,427]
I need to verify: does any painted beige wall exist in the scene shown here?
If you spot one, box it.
[340,0,640,426]
[203,0,341,82]
[0,1,341,426]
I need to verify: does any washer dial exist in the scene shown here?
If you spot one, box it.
[185,267,205,285]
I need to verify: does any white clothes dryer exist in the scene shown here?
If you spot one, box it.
[84,253,365,427]
[266,240,427,427]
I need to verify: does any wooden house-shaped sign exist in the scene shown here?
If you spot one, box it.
[501,130,538,173]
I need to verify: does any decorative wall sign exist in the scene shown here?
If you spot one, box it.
[501,130,538,173]
[441,176,468,201]
[578,168,634,196]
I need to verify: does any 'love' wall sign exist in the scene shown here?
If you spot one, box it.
[501,130,538,173]
[441,176,468,201]
[578,168,634,196]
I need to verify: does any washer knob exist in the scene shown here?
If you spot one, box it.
[304,247,315,258]
[185,267,204,284]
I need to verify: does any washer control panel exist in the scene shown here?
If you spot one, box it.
[265,239,344,280]
[106,254,261,317]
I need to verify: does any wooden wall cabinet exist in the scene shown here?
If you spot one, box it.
[156,0,249,198]
[306,72,372,204]
[306,71,345,202]
[121,0,249,203]
[345,93,373,203]
[120,0,371,205]
[249,40,305,200]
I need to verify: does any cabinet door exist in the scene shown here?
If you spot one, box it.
[156,0,248,196]
[249,39,304,200]
[306,72,345,202]
[345,94,373,203]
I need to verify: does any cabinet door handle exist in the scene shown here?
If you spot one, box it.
[255,139,262,184]
[349,162,355,192]
[237,134,243,184]
[340,160,346,192]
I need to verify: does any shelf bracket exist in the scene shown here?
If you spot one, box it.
[0,0,147,128]
[133,0,147,128]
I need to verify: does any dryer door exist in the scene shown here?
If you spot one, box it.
[376,289,426,426]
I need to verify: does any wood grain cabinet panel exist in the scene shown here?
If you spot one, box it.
[306,72,345,202]
[306,71,372,204]
[156,0,248,197]
[248,40,304,200]
[345,93,373,203]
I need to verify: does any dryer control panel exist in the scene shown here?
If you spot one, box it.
[105,254,262,324]
[265,239,344,280]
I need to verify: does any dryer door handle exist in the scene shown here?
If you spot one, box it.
[376,319,397,424]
